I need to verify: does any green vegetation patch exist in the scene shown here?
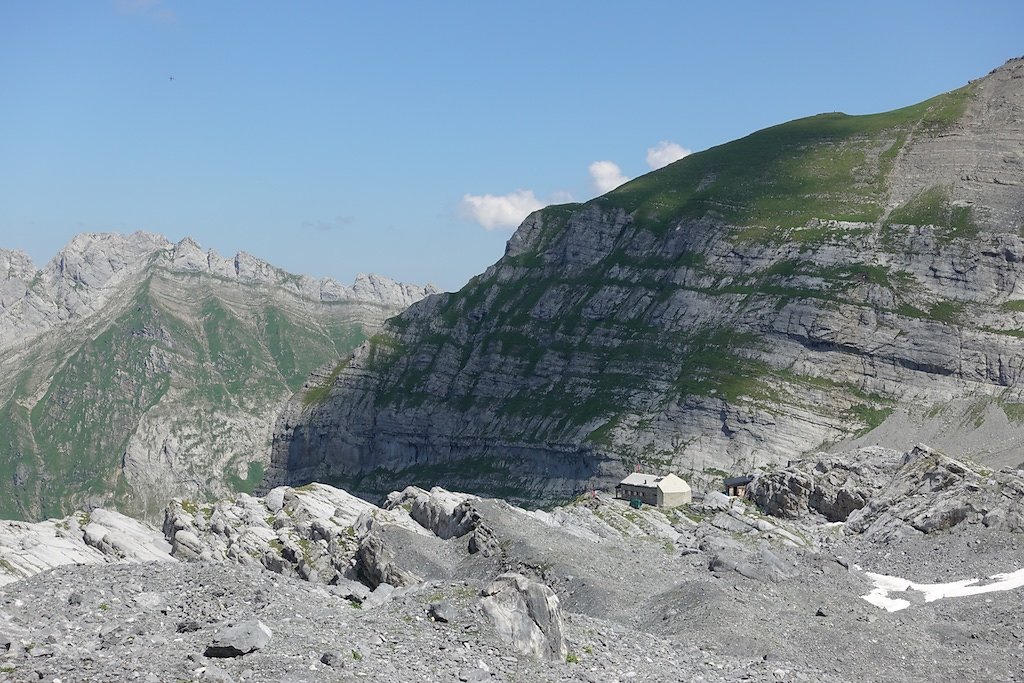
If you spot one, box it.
[365,332,406,372]
[927,300,964,324]
[893,299,965,324]
[226,461,266,494]
[673,329,775,403]
[887,185,978,242]
[896,303,928,319]
[202,298,272,396]
[263,306,366,391]
[586,415,622,447]
[844,404,894,436]
[980,326,1024,339]
[302,361,348,407]
[998,400,1024,424]
[597,84,972,235]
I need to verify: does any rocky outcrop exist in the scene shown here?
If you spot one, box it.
[748,443,1024,542]
[161,483,424,585]
[268,59,1024,505]
[0,508,174,586]
[382,485,502,555]
[0,232,435,521]
[844,445,1024,541]
[746,447,900,521]
[383,486,481,539]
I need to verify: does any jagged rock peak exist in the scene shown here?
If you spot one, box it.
[33,230,438,307]
[165,234,442,306]
[350,272,441,308]
[45,231,170,281]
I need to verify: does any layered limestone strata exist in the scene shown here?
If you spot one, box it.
[268,59,1024,504]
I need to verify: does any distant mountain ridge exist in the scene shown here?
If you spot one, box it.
[0,231,437,520]
[267,58,1024,504]
[0,232,433,351]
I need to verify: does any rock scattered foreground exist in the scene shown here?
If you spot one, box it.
[2,444,1023,681]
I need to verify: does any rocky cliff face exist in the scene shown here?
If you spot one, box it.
[0,232,436,521]
[268,59,1024,504]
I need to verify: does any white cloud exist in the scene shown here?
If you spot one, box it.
[464,142,694,232]
[646,141,692,170]
[461,189,547,231]
[588,161,630,194]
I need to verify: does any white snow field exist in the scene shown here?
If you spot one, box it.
[861,568,1024,611]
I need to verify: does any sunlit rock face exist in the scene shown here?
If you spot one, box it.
[268,59,1024,505]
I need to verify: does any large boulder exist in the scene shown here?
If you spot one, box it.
[353,519,424,589]
[479,573,567,661]
[707,542,798,583]
[204,620,273,658]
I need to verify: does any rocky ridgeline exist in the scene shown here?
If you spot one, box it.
[0,232,437,351]
[0,232,437,521]
[2,447,1024,680]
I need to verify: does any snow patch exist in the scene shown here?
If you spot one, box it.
[861,568,1024,612]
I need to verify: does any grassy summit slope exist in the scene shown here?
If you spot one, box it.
[602,85,972,232]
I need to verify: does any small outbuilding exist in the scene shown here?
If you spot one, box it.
[615,472,692,507]
[724,475,754,498]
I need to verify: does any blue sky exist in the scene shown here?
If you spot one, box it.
[1,1,1022,291]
